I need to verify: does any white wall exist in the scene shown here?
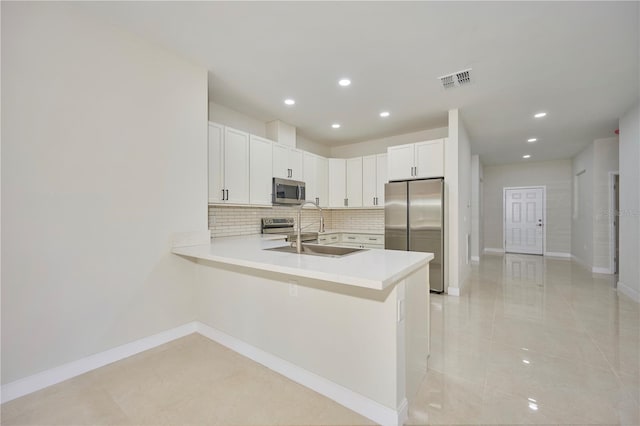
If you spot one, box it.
[470,155,483,261]
[592,137,619,272]
[571,142,594,268]
[209,101,267,137]
[296,134,331,158]
[445,110,471,294]
[483,160,572,255]
[1,2,207,384]
[208,102,330,157]
[570,137,619,272]
[618,103,640,302]
[329,127,448,158]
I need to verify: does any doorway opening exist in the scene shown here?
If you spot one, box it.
[503,186,546,255]
[609,172,620,279]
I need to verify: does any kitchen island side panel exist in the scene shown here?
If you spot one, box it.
[194,261,402,410]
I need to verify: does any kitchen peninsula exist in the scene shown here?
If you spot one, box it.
[172,235,433,426]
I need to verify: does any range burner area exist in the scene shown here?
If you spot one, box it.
[261,217,318,243]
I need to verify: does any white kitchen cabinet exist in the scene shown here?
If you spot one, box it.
[317,156,328,207]
[362,153,387,207]
[208,122,250,204]
[273,144,303,180]
[387,139,444,181]
[318,232,384,249]
[414,139,444,178]
[328,158,346,207]
[249,135,273,205]
[303,152,329,207]
[346,157,363,208]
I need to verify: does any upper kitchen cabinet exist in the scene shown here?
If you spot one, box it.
[273,144,303,180]
[208,122,250,204]
[387,139,445,181]
[249,135,273,206]
[328,157,363,208]
[346,157,363,208]
[303,152,328,207]
[362,153,387,207]
[328,158,346,207]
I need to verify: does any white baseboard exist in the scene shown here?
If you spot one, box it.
[195,322,404,426]
[1,322,197,403]
[617,281,640,303]
[447,286,460,296]
[592,266,613,274]
[484,248,505,254]
[544,252,571,258]
[471,256,480,263]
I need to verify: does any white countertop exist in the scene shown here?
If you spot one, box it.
[172,235,433,290]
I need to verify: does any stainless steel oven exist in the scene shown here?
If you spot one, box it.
[272,177,305,205]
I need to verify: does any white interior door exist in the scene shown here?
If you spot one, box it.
[504,187,544,255]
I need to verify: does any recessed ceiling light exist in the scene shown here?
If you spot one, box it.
[527,138,537,143]
[534,112,547,118]
[338,79,351,87]
[523,154,531,159]
[380,111,390,118]
[331,123,341,129]
[284,99,295,106]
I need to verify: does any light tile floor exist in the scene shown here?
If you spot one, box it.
[408,254,640,425]
[2,254,639,425]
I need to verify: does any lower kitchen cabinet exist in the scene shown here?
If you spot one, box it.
[317,232,384,249]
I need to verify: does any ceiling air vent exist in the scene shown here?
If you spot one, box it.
[438,68,472,89]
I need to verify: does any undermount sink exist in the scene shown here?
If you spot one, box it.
[265,243,366,258]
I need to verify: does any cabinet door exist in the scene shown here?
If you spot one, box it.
[387,143,415,181]
[316,156,329,207]
[289,148,304,180]
[272,144,290,179]
[208,122,225,203]
[223,127,250,204]
[328,158,346,207]
[376,153,388,206]
[303,152,317,202]
[249,135,273,205]
[362,155,377,207]
[346,157,363,208]
[415,139,444,178]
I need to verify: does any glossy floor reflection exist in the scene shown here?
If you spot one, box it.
[2,254,638,425]
[408,253,640,425]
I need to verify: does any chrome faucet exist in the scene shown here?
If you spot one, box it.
[294,201,325,254]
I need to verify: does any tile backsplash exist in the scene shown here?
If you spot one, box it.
[331,209,384,231]
[209,206,384,238]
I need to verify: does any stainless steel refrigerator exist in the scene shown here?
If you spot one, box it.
[385,178,444,293]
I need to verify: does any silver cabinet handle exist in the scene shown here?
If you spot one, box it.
[369,238,377,241]
[316,197,319,204]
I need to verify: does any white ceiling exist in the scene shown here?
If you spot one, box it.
[74,1,639,165]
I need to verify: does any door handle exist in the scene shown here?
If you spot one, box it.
[222,189,225,200]
[225,189,229,200]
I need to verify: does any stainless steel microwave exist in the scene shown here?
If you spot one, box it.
[272,177,305,205]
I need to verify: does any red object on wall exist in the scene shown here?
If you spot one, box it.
[615,129,620,135]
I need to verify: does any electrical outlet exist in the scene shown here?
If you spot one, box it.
[289,281,298,297]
